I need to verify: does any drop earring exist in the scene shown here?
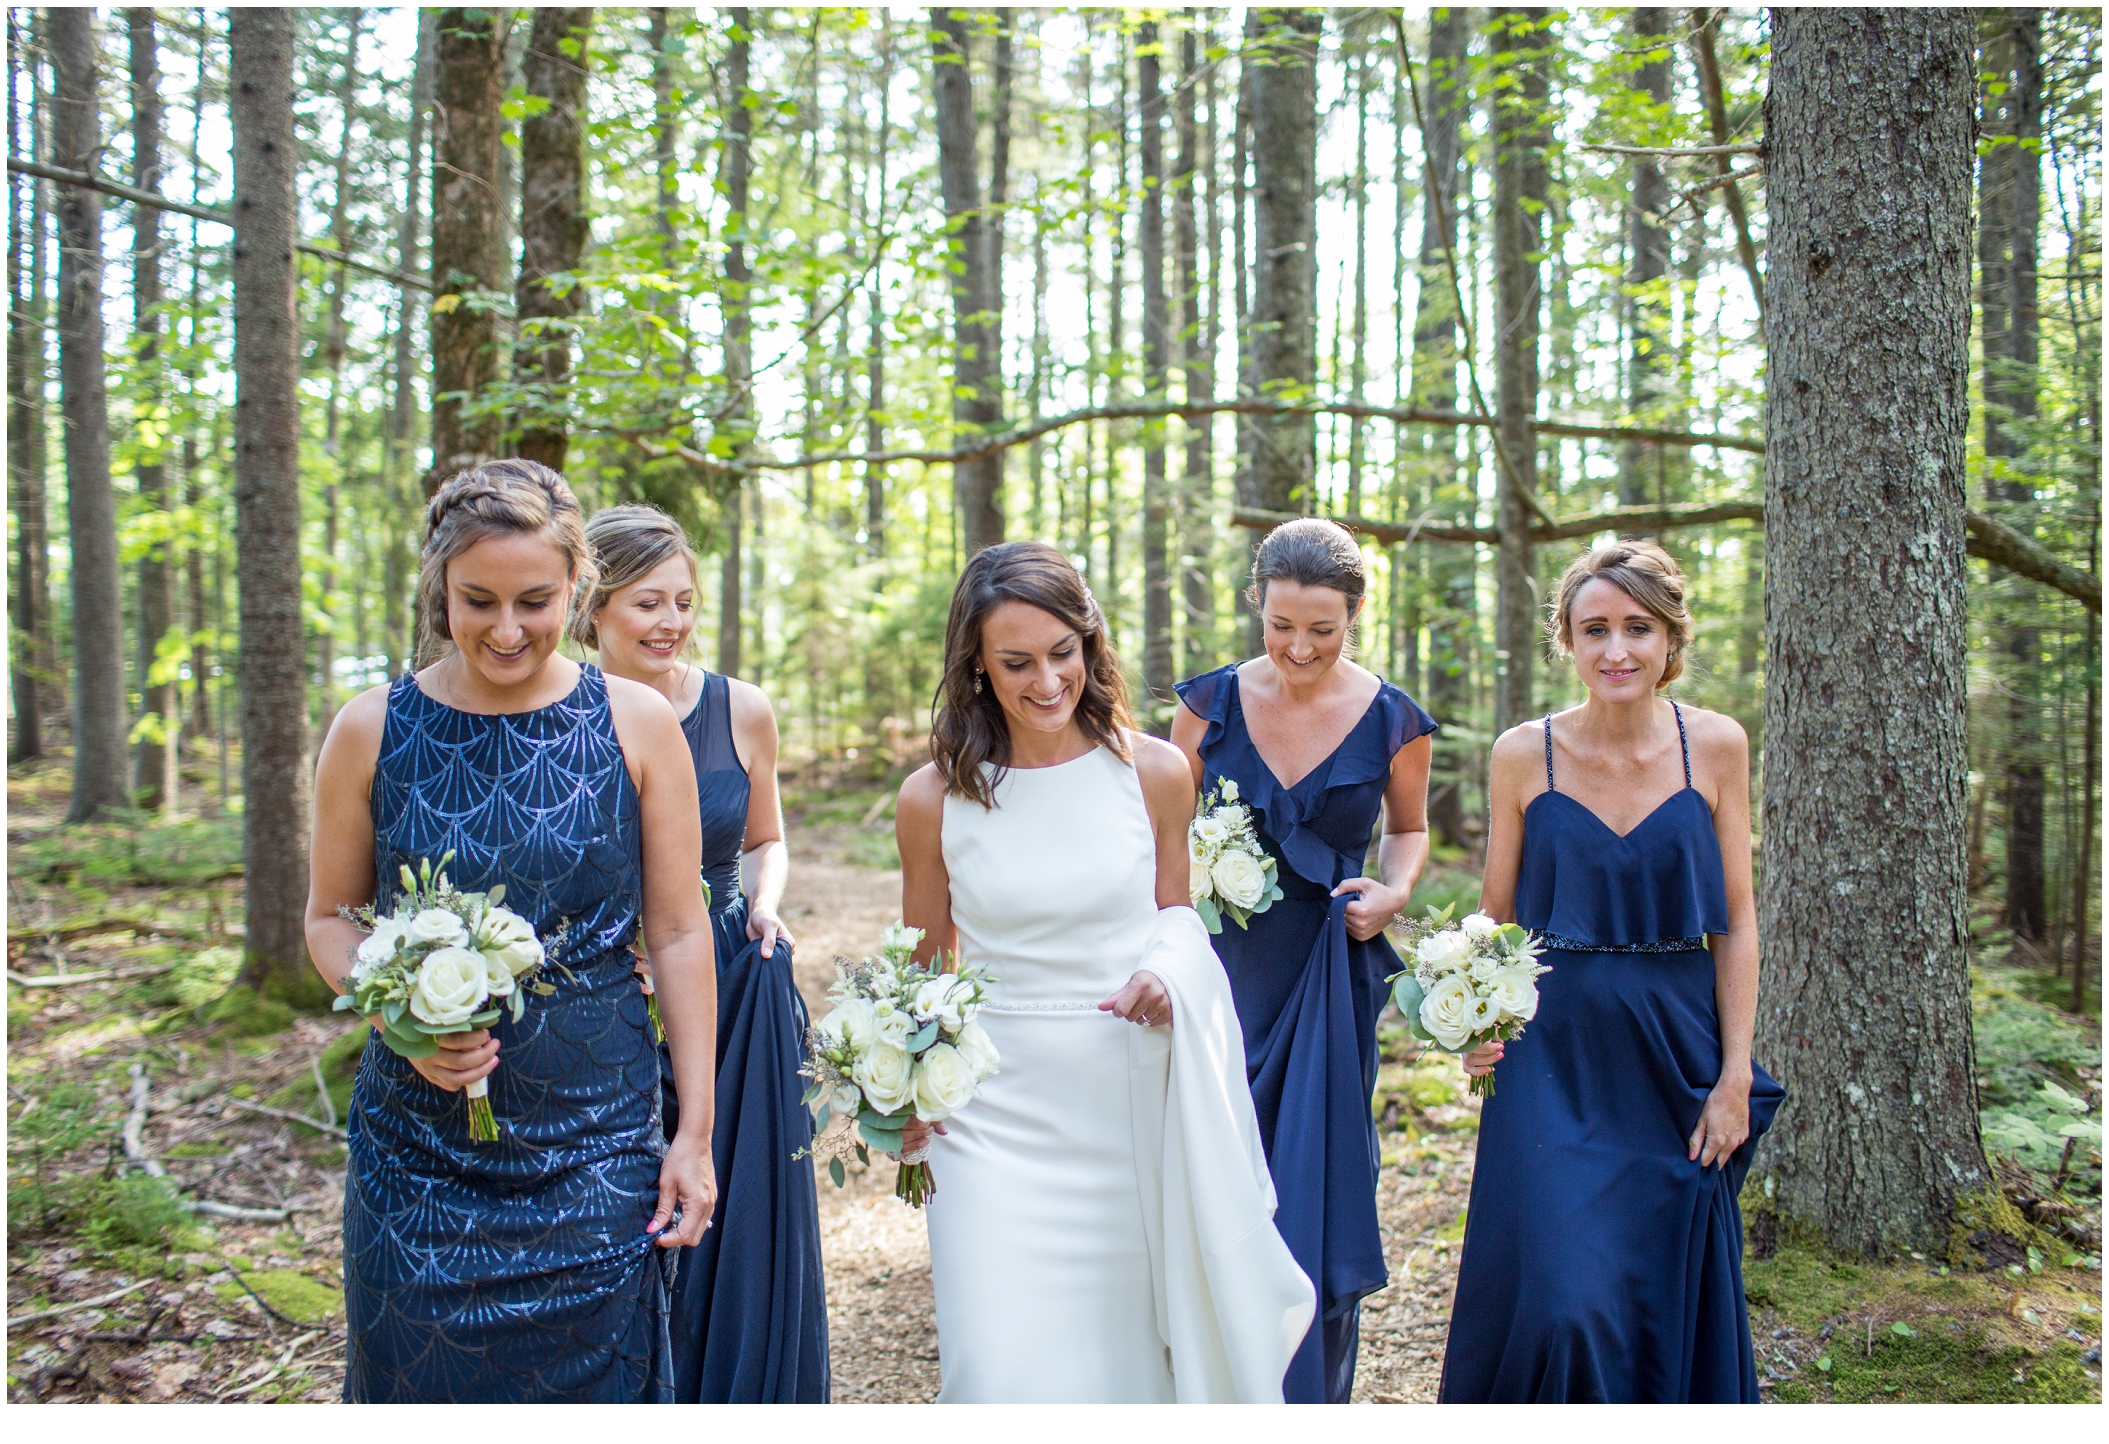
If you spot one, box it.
[974,670,984,696]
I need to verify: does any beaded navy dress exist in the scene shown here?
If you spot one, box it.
[1439,703,1785,1403]
[661,671,829,1403]
[343,667,672,1403]
[1174,663,1437,1404]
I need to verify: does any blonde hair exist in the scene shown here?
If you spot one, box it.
[574,504,701,651]
[417,460,594,662]
[1547,540,1694,688]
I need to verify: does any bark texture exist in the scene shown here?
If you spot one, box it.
[1241,8,1323,518]
[1490,8,1549,735]
[1757,6,1985,1254]
[427,7,506,491]
[9,12,46,763]
[1175,23,1217,678]
[1619,6,1672,513]
[513,8,593,472]
[52,8,130,820]
[1138,22,1171,707]
[230,9,315,997]
[932,8,1004,557]
[717,10,753,675]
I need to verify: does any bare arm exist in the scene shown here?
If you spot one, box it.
[1169,699,1209,789]
[1692,710,1757,1169]
[1337,732,1434,941]
[1463,722,1545,1079]
[606,675,717,1245]
[896,764,956,969]
[1100,736,1196,1028]
[728,678,792,953]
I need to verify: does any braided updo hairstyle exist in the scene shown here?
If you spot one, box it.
[572,504,699,652]
[1546,540,1694,688]
[417,459,595,662]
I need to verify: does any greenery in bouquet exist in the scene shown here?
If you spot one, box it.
[1188,777,1285,933]
[1387,903,1550,1098]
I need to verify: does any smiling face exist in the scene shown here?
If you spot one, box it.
[1566,577,1672,702]
[443,531,576,689]
[591,552,696,685]
[1260,578,1361,685]
[979,599,1088,741]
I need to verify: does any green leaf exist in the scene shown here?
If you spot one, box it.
[815,1101,832,1131]
[857,1117,903,1152]
[909,1021,939,1054]
[854,1142,869,1166]
[1815,1356,1832,1373]
[1891,1321,1918,1338]
[1195,895,1223,934]
[828,1156,847,1188]
[1392,974,1427,1023]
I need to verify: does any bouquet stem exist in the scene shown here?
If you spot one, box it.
[465,1076,499,1143]
[1469,1072,1497,1100]
[895,1161,934,1208]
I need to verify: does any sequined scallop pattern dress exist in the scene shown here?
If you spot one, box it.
[342,667,672,1404]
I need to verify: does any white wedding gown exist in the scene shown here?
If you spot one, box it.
[927,744,1176,1402]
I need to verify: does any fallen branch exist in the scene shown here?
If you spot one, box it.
[124,1064,167,1179]
[7,915,177,946]
[1580,140,1764,157]
[5,1281,150,1329]
[192,1199,294,1222]
[224,1095,349,1140]
[7,963,177,989]
[1230,503,2102,612]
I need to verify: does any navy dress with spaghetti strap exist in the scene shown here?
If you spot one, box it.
[344,667,672,1402]
[661,670,830,1403]
[1438,703,1786,1403]
[1174,663,1437,1404]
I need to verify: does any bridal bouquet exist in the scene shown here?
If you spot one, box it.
[799,923,999,1207]
[1188,778,1284,934]
[1387,905,1549,1098]
[335,853,558,1142]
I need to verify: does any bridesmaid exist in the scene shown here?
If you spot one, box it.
[1439,540,1785,1403]
[306,461,716,1403]
[1170,518,1436,1403]
[577,504,828,1403]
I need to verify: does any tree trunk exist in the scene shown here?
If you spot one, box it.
[1619,7,1672,514]
[1490,8,1549,736]
[1177,21,1217,677]
[1981,10,2047,942]
[1757,6,1984,1254]
[933,7,1004,557]
[427,6,507,491]
[514,8,592,472]
[1416,6,1473,848]
[717,9,752,676]
[129,10,176,810]
[386,11,434,675]
[8,11,45,764]
[230,8,317,1002]
[52,8,129,821]
[317,11,362,740]
[865,17,893,559]
[1242,8,1322,525]
[1347,28,1370,518]
[1139,21,1171,709]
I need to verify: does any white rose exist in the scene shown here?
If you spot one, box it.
[879,922,924,958]
[356,915,410,970]
[480,952,517,998]
[1188,841,1215,903]
[830,1083,864,1117]
[852,1043,915,1114]
[1418,973,1477,1051]
[875,1007,915,1049]
[1416,928,1473,971]
[1210,850,1268,910]
[912,1043,980,1121]
[407,908,468,948]
[914,976,971,1031]
[822,998,877,1049]
[410,945,488,1028]
[1220,803,1252,831]
[1461,912,1500,940]
[953,1019,1001,1081]
[1466,953,1500,984]
[1219,778,1239,803]
[474,905,543,978]
[1468,993,1498,1034]
[1193,814,1231,848]
[1485,965,1540,1023]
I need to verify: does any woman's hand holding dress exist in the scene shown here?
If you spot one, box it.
[650,1130,718,1247]
[1329,875,1404,943]
[1688,1070,1752,1169]
[1099,969,1173,1028]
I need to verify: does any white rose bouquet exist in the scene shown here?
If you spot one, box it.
[1187,777,1285,934]
[1387,904,1549,1098]
[334,852,561,1142]
[798,922,999,1208]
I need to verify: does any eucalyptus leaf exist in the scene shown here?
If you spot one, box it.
[857,1117,903,1152]
[1195,895,1223,934]
[909,1021,940,1054]
[815,1101,832,1131]
[829,1156,846,1188]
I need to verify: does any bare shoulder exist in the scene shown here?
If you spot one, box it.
[725,675,778,729]
[897,761,948,824]
[1129,732,1190,788]
[604,671,679,722]
[1676,703,1748,764]
[1490,717,1549,771]
[320,682,392,763]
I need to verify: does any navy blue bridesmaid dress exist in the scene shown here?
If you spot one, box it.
[344,667,672,1403]
[1175,663,1437,1404]
[660,670,830,1403]
[1439,703,1786,1403]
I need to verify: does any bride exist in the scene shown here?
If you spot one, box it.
[895,542,1312,1403]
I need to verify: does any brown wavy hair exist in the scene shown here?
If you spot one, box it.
[1546,540,1694,689]
[930,541,1134,808]
[573,504,700,652]
[417,459,594,663]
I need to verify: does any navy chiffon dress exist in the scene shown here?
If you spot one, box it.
[344,667,672,1403]
[1439,703,1786,1403]
[1175,663,1437,1404]
[660,670,830,1403]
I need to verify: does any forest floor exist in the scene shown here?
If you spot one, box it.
[5,753,2101,1404]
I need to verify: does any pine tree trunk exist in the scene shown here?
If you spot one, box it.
[1416,6,1472,848]
[52,8,130,820]
[387,11,434,674]
[717,10,752,676]
[1619,7,1672,514]
[933,8,1003,557]
[8,13,45,764]
[317,12,361,741]
[1176,22,1217,678]
[1139,22,1171,710]
[230,8,317,1001]
[865,18,893,561]
[1490,8,1549,736]
[514,8,592,472]
[1981,10,2047,942]
[1757,6,1985,1253]
[1243,8,1322,524]
[427,6,506,491]
[1347,29,1369,518]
